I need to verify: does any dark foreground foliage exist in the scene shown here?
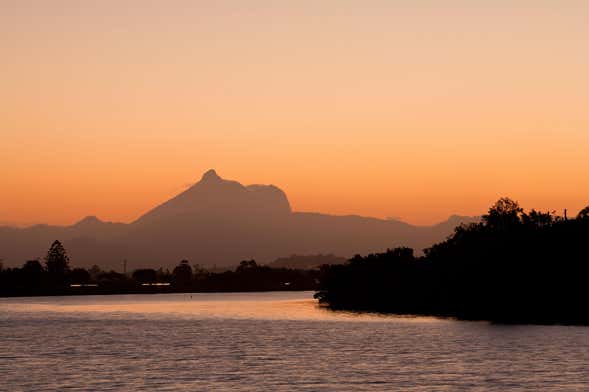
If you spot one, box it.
[315,198,589,324]
[0,248,319,297]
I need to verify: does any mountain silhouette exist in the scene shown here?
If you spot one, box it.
[0,170,478,270]
[135,169,291,224]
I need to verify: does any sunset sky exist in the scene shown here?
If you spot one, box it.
[2,1,588,226]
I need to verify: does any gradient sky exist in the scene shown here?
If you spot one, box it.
[2,1,588,226]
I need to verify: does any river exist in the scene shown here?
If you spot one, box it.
[1,291,588,391]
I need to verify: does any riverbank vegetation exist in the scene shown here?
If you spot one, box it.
[4,197,589,325]
[315,198,589,324]
[0,242,319,296]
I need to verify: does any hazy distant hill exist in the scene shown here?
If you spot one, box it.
[0,170,479,270]
[267,254,348,270]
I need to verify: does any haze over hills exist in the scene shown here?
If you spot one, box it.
[0,170,479,270]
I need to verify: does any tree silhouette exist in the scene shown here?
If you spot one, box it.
[316,197,589,324]
[44,240,70,275]
[88,264,102,279]
[172,259,193,287]
[192,263,208,281]
[236,259,258,273]
[521,209,554,228]
[482,197,523,229]
[22,259,44,274]
[132,268,157,283]
[577,206,589,220]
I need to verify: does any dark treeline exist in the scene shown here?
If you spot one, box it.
[316,198,589,324]
[0,242,319,297]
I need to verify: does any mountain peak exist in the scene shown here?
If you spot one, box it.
[201,169,221,182]
[73,215,103,227]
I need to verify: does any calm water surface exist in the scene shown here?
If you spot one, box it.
[1,291,588,391]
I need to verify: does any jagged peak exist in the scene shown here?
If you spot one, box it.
[200,169,222,182]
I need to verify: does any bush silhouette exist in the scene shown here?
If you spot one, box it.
[316,198,589,324]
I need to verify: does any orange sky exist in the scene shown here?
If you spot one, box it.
[2,1,588,226]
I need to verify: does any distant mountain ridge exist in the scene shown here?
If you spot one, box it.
[0,170,479,270]
[267,254,348,270]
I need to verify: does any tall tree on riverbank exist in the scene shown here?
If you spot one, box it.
[45,240,70,275]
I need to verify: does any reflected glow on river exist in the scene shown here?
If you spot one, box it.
[1,291,588,391]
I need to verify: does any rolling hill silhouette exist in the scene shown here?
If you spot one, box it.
[0,170,478,270]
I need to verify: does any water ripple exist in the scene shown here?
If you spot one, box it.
[1,292,588,391]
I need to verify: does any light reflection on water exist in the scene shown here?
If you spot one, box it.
[0,291,441,322]
[1,291,588,391]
